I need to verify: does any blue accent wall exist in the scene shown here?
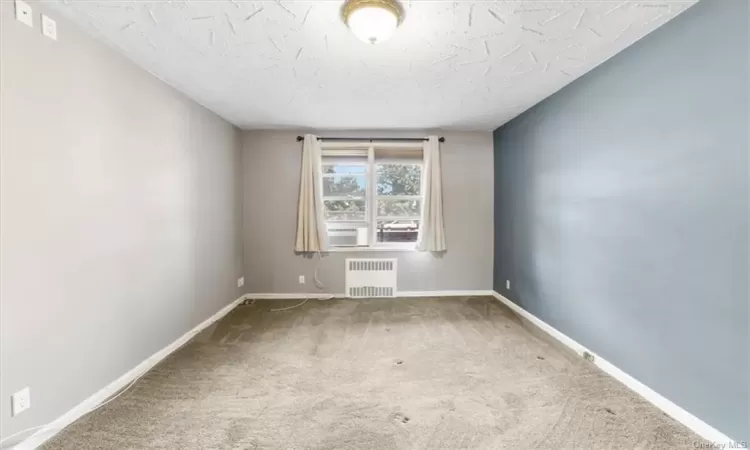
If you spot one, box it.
[493,0,748,441]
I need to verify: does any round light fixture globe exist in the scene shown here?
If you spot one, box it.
[342,0,404,44]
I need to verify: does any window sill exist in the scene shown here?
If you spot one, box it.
[327,246,416,253]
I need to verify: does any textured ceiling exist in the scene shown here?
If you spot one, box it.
[44,0,697,130]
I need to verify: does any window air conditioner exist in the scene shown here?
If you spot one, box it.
[327,225,368,247]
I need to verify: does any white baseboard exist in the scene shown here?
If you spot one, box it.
[13,295,247,450]
[490,291,735,445]
[245,290,494,299]
[245,293,346,300]
[398,290,495,297]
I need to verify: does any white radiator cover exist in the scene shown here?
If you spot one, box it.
[345,258,398,298]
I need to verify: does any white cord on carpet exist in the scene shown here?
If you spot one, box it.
[0,369,149,448]
[270,251,334,312]
[0,425,46,448]
[270,298,310,312]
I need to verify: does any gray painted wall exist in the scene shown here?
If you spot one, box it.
[242,130,493,294]
[0,2,243,443]
[493,0,748,441]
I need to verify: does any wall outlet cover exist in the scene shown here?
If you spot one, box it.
[237,277,244,288]
[299,275,305,284]
[506,280,511,290]
[11,387,31,416]
[15,0,33,27]
[41,14,57,40]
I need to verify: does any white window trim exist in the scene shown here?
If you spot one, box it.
[326,244,416,253]
[321,142,424,252]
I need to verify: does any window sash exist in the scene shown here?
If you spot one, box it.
[375,158,422,165]
[375,195,421,201]
[322,195,367,201]
[321,173,366,178]
[321,161,367,168]
[376,216,421,221]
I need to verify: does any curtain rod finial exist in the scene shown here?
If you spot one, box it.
[296,136,304,142]
[438,137,445,143]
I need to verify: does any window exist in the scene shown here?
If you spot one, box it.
[321,144,423,250]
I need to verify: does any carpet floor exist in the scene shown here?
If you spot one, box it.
[42,296,704,449]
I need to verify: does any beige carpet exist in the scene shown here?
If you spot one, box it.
[42,296,704,449]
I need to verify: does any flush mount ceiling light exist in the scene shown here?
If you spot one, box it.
[342,0,405,44]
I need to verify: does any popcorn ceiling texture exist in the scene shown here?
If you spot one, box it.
[44,0,697,130]
[41,297,704,449]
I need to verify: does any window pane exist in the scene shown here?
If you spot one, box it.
[376,220,420,243]
[376,164,421,196]
[377,199,421,217]
[324,200,366,221]
[322,164,366,174]
[323,175,366,196]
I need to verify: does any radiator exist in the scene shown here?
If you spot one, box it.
[345,258,398,298]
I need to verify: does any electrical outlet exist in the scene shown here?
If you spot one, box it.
[506,280,511,290]
[237,277,244,288]
[298,275,305,284]
[41,14,57,40]
[15,0,33,27]
[11,387,31,416]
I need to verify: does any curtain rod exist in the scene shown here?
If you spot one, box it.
[296,136,445,143]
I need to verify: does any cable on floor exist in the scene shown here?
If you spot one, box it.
[270,298,309,312]
[0,368,149,448]
[0,425,46,448]
[270,251,334,312]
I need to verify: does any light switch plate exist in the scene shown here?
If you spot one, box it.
[15,0,33,27]
[11,387,31,416]
[41,14,57,40]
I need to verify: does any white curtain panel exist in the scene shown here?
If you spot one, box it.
[417,136,447,252]
[294,134,329,253]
